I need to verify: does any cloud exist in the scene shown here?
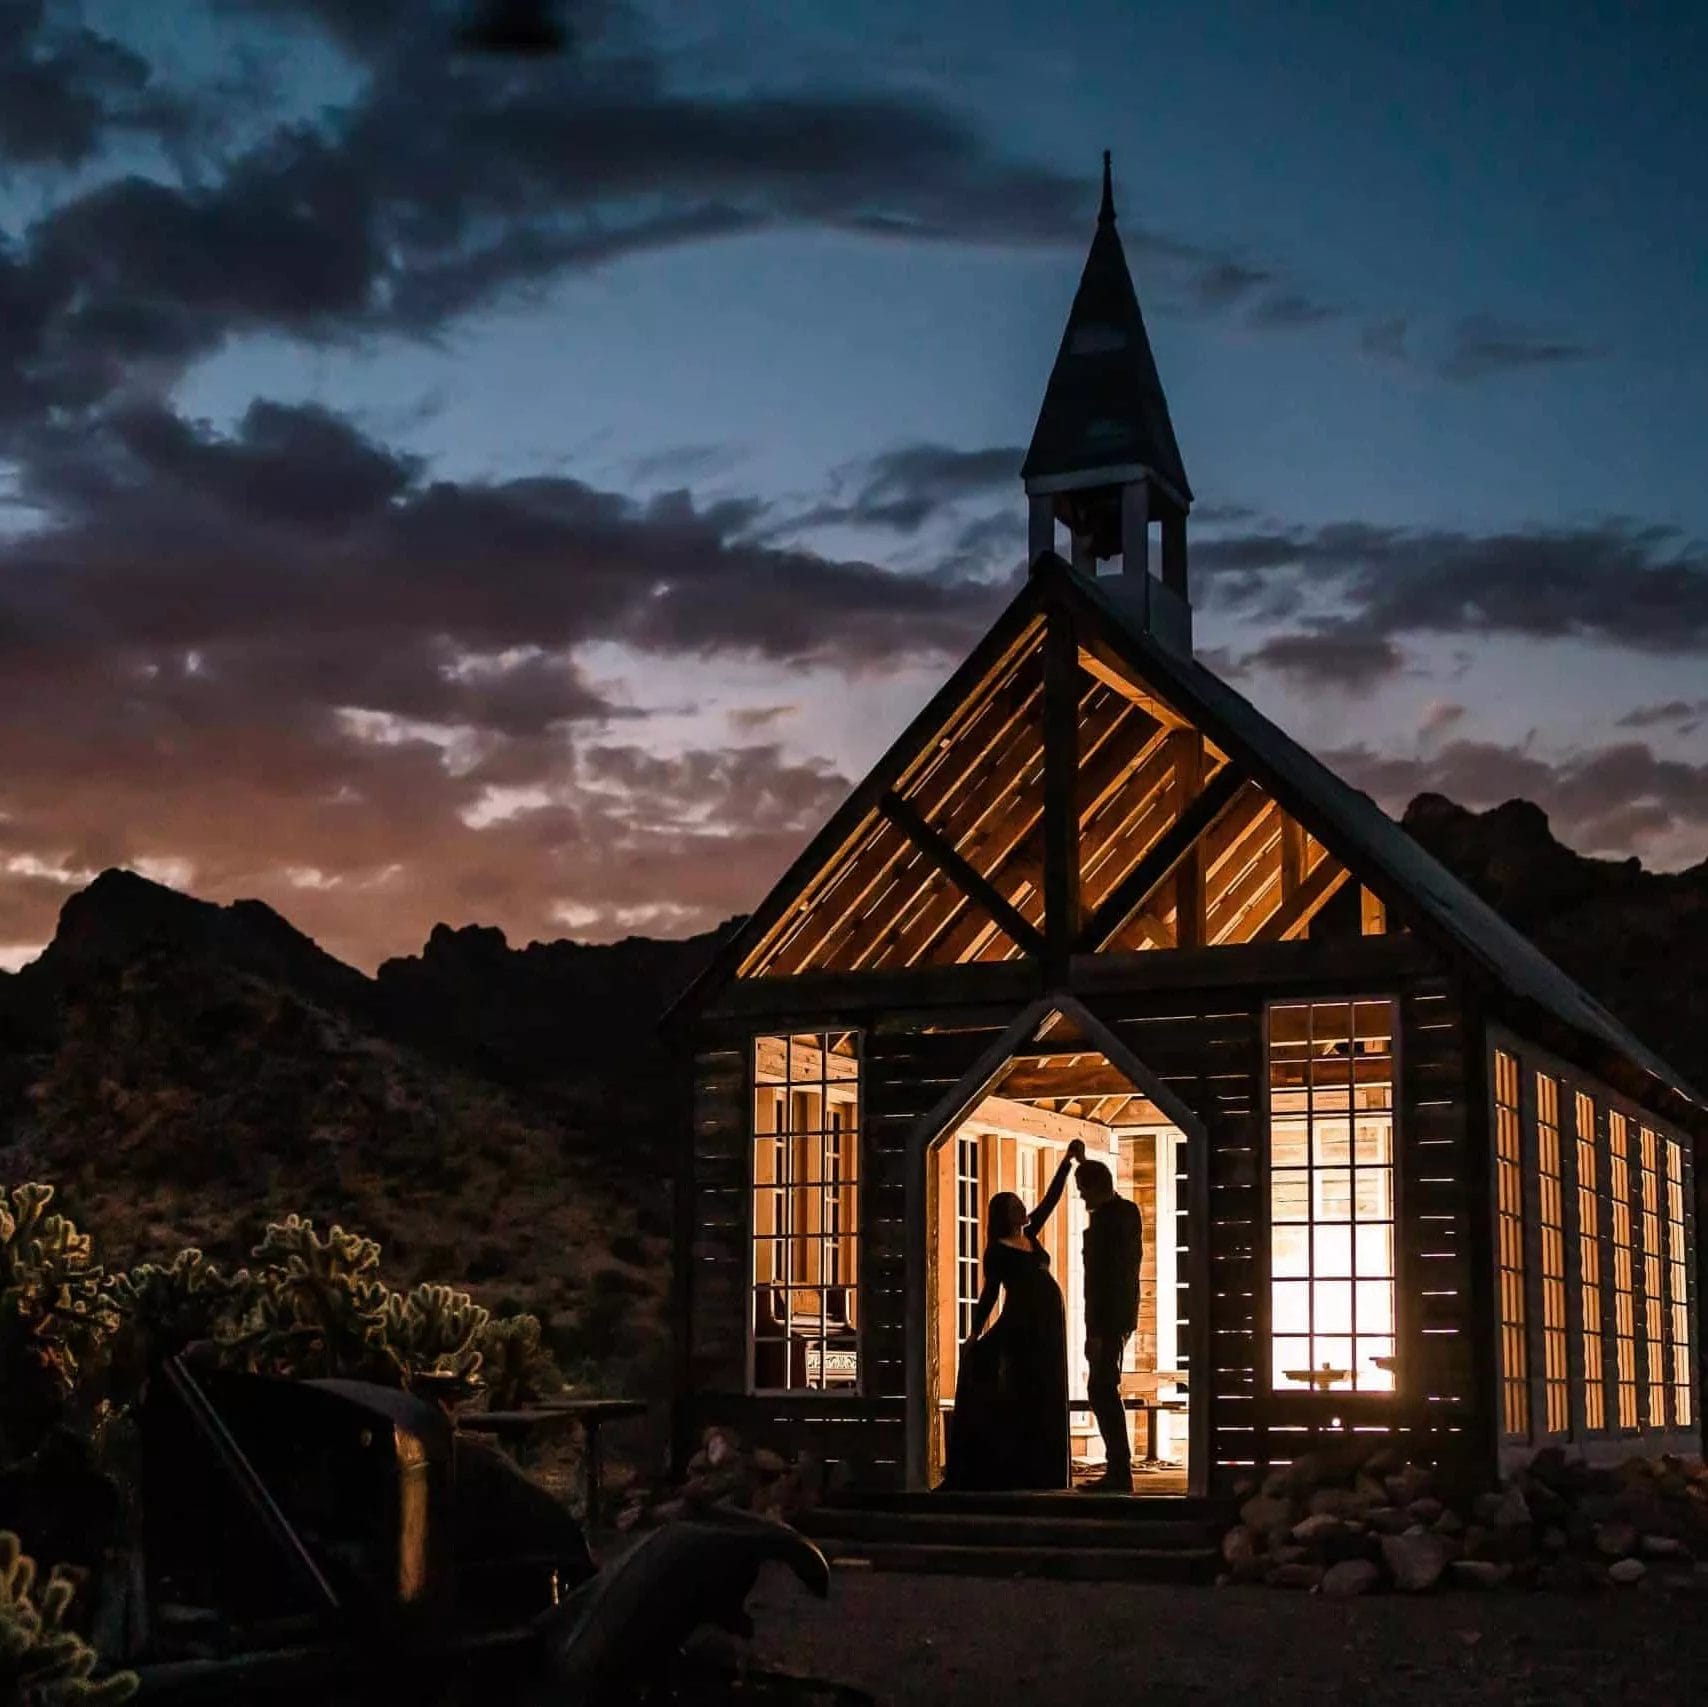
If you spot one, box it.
[1324,737,1708,866]
[1234,627,1406,693]
[782,441,1024,537]
[1194,518,1708,687]
[1358,312,1597,382]
[0,0,199,168]
[1437,314,1598,382]
[1615,699,1708,734]
[0,393,998,965]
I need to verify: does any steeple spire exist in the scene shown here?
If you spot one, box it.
[1023,154,1194,652]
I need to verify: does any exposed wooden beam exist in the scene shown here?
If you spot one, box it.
[1255,856,1351,943]
[998,1059,1143,1100]
[1361,886,1388,936]
[1171,729,1206,949]
[876,790,1046,959]
[961,1092,1109,1147]
[1042,605,1081,979]
[1078,649,1185,724]
[1076,767,1253,953]
[1280,816,1305,901]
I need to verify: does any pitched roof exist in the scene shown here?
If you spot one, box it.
[669,554,1704,1132]
[1021,155,1193,504]
[1045,558,1704,1121]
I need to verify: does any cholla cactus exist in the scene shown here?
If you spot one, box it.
[0,1188,121,1453]
[384,1283,488,1397]
[112,1249,250,1367]
[476,1312,564,1411]
[239,1217,393,1382]
[0,1532,136,1707]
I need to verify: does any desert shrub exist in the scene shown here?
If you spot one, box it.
[0,1530,136,1706]
[0,1190,121,1457]
[475,1314,563,1410]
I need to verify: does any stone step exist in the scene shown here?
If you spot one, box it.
[820,1538,1221,1583]
[804,1506,1220,1552]
[817,1488,1231,1523]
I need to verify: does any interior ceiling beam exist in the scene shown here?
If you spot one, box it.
[999,1059,1145,1100]
[764,632,1045,974]
[1077,648,1186,725]
[877,789,1046,959]
[1255,855,1351,943]
[1076,767,1255,954]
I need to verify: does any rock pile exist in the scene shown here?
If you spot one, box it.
[615,1428,822,1531]
[1220,1442,1708,1594]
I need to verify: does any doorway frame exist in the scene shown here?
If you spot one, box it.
[901,992,1213,1494]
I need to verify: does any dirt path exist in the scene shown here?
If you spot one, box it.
[750,1569,1708,1706]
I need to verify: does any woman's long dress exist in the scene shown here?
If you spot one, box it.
[942,1167,1072,1492]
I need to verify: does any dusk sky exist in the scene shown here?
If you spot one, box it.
[1,0,1705,972]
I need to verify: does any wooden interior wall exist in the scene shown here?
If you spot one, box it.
[1129,1137,1160,1373]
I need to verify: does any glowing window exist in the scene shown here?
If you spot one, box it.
[1609,1113,1639,1430]
[1268,999,1396,1394]
[1667,1139,1693,1430]
[751,1033,860,1392]
[1574,1092,1605,1432]
[1640,1126,1667,1429]
[1536,1075,1569,1435]
[1494,1049,1528,1439]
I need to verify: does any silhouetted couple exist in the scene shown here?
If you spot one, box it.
[943,1139,1143,1494]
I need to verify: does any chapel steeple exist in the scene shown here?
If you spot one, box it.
[1023,153,1193,649]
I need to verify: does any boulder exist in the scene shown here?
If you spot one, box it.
[1431,1509,1466,1536]
[704,1429,740,1468]
[1406,1496,1445,1524]
[1221,1525,1259,1567]
[1596,1520,1639,1558]
[1267,1562,1324,1590]
[1609,1558,1647,1586]
[1367,1507,1410,1535]
[750,1447,788,1475]
[1384,1466,1433,1507]
[1321,1559,1380,1599]
[1381,1530,1453,1592]
[1307,1486,1366,1521]
[1292,1513,1352,1546]
[1451,1560,1512,1590]
[1239,1494,1293,1535]
[1642,1534,1689,1559]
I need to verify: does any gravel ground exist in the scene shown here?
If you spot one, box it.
[750,1569,1708,1706]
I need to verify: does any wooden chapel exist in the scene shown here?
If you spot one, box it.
[666,158,1707,1499]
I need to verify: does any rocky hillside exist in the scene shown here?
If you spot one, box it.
[1401,794,1708,1091]
[0,870,727,1392]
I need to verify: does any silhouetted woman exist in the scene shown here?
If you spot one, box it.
[941,1140,1080,1491]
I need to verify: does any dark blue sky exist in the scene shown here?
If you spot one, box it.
[0,0,1704,967]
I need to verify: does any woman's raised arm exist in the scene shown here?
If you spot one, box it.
[1025,1146,1079,1237]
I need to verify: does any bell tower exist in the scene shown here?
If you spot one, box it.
[1023,153,1194,653]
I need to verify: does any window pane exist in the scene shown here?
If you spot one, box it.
[752,1033,861,1392]
[1314,1169,1353,1221]
[1356,1280,1394,1334]
[1273,1224,1310,1278]
[1272,1172,1310,1222]
[1272,1280,1310,1335]
[1314,1224,1352,1278]
[1314,1281,1353,1334]
[1268,999,1398,1394]
[1354,1223,1393,1277]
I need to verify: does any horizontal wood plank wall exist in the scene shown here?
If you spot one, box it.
[682,1012,1015,1488]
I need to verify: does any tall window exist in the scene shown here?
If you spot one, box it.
[751,1033,860,1392]
[1493,1049,1528,1438]
[955,1134,982,1345]
[1535,1075,1569,1435]
[1639,1126,1667,1428]
[1609,1113,1639,1429]
[1667,1139,1693,1430]
[1268,999,1396,1394]
[1574,1092,1606,1431]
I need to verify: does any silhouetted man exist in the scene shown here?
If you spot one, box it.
[1075,1155,1142,1493]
